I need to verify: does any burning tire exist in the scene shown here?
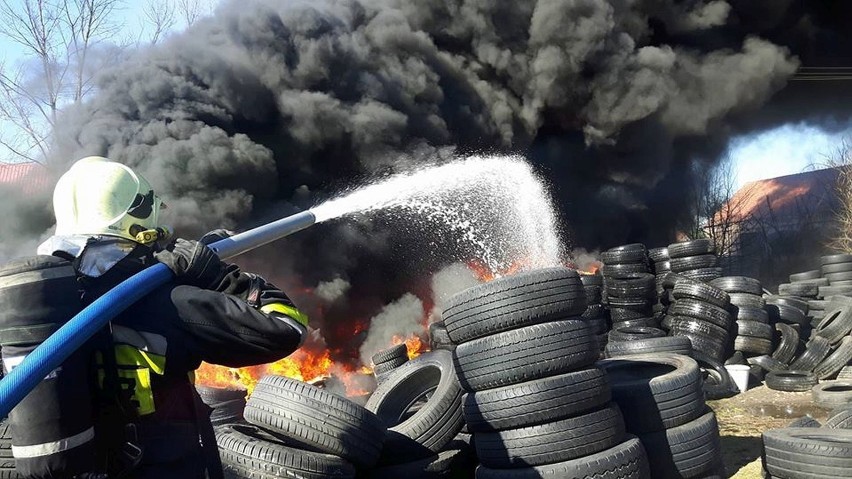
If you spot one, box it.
[474,436,650,479]
[636,411,722,479]
[372,344,409,383]
[216,423,356,479]
[763,428,852,478]
[598,354,704,433]
[428,321,454,352]
[452,320,598,392]
[462,367,611,433]
[442,267,586,344]
[365,350,463,459]
[474,403,626,468]
[244,375,386,467]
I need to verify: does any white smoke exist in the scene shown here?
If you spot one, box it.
[358,293,425,366]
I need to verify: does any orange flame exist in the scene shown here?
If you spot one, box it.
[467,259,527,283]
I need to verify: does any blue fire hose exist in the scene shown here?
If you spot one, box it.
[0,210,317,418]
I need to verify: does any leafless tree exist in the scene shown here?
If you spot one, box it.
[0,0,122,164]
[142,0,177,45]
[822,141,852,252]
[177,0,211,27]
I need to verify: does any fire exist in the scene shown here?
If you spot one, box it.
[195,332,429,397]
[468,259,526,283]
[391,334,427,360]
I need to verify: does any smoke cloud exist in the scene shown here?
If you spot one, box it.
[5,0,852,361]
[358,293,424,366]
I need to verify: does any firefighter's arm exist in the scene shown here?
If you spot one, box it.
[166,266,308,368]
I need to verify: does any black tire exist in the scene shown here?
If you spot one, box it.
[649,247,670,263]
[734,336,773,355]
[608,326,666,343]
[729,293,765,309]
[765,371,818,392]
[670,255,718,273]
[790,270,822,282]
[605,273,655,298]
[654,260,672,274]
[819,285,852,298]
[196,386,247,427]
[824,407,852,429]
[429,322,454,351]
[604,336,693,358]
[462,367,610,432]
[601,248,647,265]
[585,316,608,334]
[814,337,852,380]
[766,303,808,325]
[772,323,800,365]
[474,436,650,479]
[582,303,606,320]
[747,355,786,373]
[767,295,810,313]
[733,305,770,323]
[735,320,774,340]
[680,268,723,282]
[789,336,832,372]
[694,353,737,400]
[709,276,763,295]
[668,239,715,259]
[580,274,604,287]
[637,411,721,479]
[763,428,852,478]
[612,318,658,329]
[452,320,598,392]
[821,254,852,265]
[585,285,603,304]
[830,279,852,286]
[609,306,654,322]
[598,354,704,433]
[217,423,356,479]
[0,422,16,479]
[778,283,820,298]
[808,300,829,311]
[474,403,625,468]
[443,267,586,344]
[374,344,409,366]
[669,319,729,363]
[814,298,852,343]
[827,271,852,282]
[374,356,409,379]
[669,300,732,329]
[823,262,852,275]
[366,350,463,457]
[368,442,472,479]
[812,382,852,409]
[672,282,729,308]
[787,416,821,428]
[838,365,852,381]
[244,375,386,467]
[602,263,650,278]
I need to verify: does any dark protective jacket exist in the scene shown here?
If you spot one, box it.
[5,244,306,479]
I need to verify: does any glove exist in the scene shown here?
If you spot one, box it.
[154,238,225,288]
[199,228,233,246]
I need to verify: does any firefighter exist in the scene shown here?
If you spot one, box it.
[0,156,307,478]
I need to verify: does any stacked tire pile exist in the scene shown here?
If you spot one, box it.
[372,343,409,384]
[443,267,651,478]
[580,273,608,352]
[762,427,852,478]
[666,277,733,365]
[820,253,852,299]
[600,244,657,328]
[216,375,387,479]
[649,247,672,317]
[599,354,726,478]
[667,239,722,283]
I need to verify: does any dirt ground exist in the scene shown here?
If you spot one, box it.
[708,385,833,479]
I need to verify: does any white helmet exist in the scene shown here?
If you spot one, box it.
[53,156,167,244]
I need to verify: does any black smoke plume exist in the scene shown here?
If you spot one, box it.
[7,0,852,357]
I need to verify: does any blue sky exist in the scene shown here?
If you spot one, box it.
[726,123,852,189]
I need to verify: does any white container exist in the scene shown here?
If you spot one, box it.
[725,364,751,393]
